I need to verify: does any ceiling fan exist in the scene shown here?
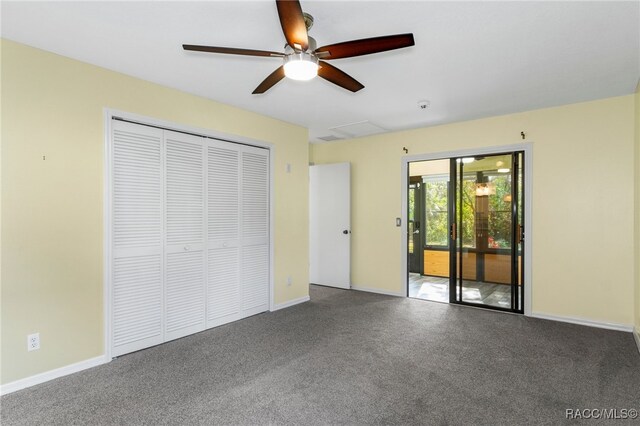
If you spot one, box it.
[183,0,415,94]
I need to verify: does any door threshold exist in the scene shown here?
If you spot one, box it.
[408,296,449,305]
[451,301,523,315]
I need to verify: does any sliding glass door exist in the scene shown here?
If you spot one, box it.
[450,152,524,312]
[407,152,524,312]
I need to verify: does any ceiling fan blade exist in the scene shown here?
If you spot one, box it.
[276,0,309,51]
[183,45,284,58]
[252,66,286,94]
[318,61,364,93]
[315,33,415,60]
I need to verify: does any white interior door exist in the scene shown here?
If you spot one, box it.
[309,162,351,289]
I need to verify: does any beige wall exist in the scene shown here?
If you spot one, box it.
[311,95,636,326]
[1,39,309,385]
[635,80,640,341]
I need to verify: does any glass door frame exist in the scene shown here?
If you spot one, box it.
[408,177,424,275]
[401,143,532,316]
[449,151,525,314]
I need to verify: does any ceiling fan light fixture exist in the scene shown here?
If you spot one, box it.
[283,52,319,81]
[183,2,414,93]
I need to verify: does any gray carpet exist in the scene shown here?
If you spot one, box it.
[2,285,639,425]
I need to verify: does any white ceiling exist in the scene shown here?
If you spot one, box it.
[2,1,639,142]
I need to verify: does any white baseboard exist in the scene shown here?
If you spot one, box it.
[0,355,109,396]
[531,312,634,332]
[634,328,640,355]
[350,285,404,297]
[271,295,310,311]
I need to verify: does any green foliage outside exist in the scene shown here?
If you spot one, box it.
[486,175,512,248]
[423,174,513,249]
[424,180,449,246]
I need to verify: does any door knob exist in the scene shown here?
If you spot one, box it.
[343,230,350,234]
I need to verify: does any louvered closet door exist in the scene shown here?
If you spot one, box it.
[111,121,164,357]
[240,146,270,316]
[164,130,206,341]
[206,140,242,328]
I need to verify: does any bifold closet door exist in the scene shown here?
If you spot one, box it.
[111,121,164,357]
[206,140,241,328]
[206,143,270,325]
[240,147,270,316]
[164,131,206,341]
[111,120,270,356]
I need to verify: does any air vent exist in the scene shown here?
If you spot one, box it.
[317,135,343,142]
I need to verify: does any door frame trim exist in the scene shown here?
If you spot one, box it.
[103,108,275,360]
[400,142,533,316]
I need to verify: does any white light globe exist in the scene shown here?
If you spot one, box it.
[283,53,319,81]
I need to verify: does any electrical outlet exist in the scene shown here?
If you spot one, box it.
[27,333,40,351]
[286,276,292,287]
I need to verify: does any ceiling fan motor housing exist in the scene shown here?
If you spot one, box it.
[285,35,317,54]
